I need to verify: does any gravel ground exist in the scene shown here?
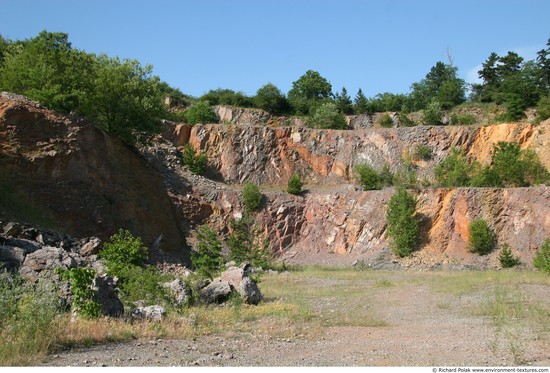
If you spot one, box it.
[39,272,550,367]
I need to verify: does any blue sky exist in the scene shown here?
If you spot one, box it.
[1,0,549,98]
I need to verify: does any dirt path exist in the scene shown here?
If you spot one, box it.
[40,271,550,367]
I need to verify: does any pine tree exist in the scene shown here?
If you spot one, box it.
[191,225,224,279]
[353,88,368,114]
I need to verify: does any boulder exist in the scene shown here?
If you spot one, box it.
[19,246,81,281]
[238,277,262,305]
[220,266,245,288]
[3,222,22,237]
[131,305,166,321]
[162,278,191,307]
[95,274,124,317]
[199,279,232,304]
[0,246,26,270]
[80,237,101,257]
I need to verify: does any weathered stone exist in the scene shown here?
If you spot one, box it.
[162,278,191,307]
[80,237,101,257]
[131,305,166,321]
[2,237,41,254]
[95,275,124,317]
[238,277,262,305]
[19,246,81,281]
[199,279,232,304]
[220,266,245,288]
[0,246,26,269]
[3,222,22,237]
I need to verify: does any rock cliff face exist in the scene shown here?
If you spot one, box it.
[2,93,549,270]
[0,93,186,254]
[185,121,550,186]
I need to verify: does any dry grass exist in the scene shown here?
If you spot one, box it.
[3,268,550,366]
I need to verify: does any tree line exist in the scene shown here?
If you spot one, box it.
[1,31,549,142]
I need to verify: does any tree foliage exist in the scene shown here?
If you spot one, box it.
[181,144,207,175]
[533,238,550,274]
[409,61,465,111]
[99,229,148,277]
[254,83,290,115]
[200,88,253,107]
[288,70,332,115]
[468,219,496,255]
[498,244,521,268]
[308,102,347,129]
[386,188,419,257]
[287,174,303,195]
[242,181,262,212]
[184,100,219,125]
[0,30,166,145]
[354,164,383,190]
[227,212,271,268]
[191,225,224,279]
[434,148,473,187]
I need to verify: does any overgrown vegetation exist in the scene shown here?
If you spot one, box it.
[227,212,271,268]
[435,142,549,188]
[183,100,219,125]
[468,218,496,255]
[242,181,262,212]
[191,224,224,279]
[0,31,166,145]
[498,244,521,268]
[354,163,383,190]
[386,188,419,257]
[1,31,548,138]
[181,143,207,175]
[58,267,100,319]
[287,174,303,195]
[533,238,550,274]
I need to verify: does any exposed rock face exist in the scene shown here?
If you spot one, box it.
[188,121,550,185]
[0,93,186,253]
[257,187,550,269]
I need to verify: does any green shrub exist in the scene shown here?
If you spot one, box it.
[468,219,496,255]
[58,267,100,319]
[287,174,303,195]
[379,113,393,128]
[393,168,418,189]
[533,238,550,274]
[450,113,476,125]
[398,112,416,127]
[354,164,382,190]
[498,244,521,268]
[492,142,549,187]
[386,188,419,257]
[191,225,224,279]
[184,100,218,125]
[181,143,207,175]
[536,95,550,121]
[99,229,148,277]
[308,102,348,129]
[412,144,433,161]
[434,148,472,187]
[0,272,60,365]
[116,265,173,308]
[242,181,262,212]
[422,100,444,125]
[227,212,271,268]
[379,164,394,187]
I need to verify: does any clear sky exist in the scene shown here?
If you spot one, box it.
[1,0,549,98]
